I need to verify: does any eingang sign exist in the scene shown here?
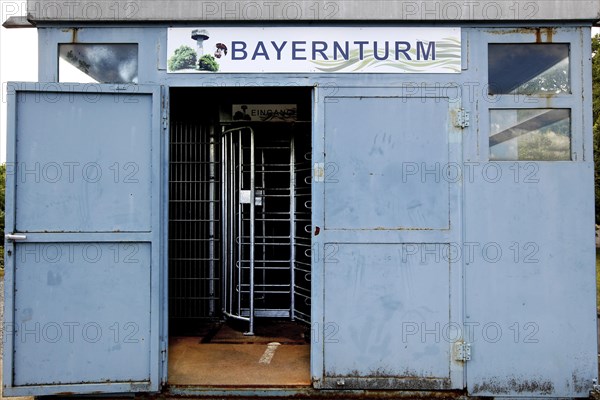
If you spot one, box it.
[167,27,461,73]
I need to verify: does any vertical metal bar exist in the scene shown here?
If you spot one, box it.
[261,150,266,300]
[181,123,184,320]
[221,128,227,316]
[193,123,196,318]
[209,125,216,316]
[172,123,177,320]
[229,130,235,315]
[199,124,203,317]
[290,134,296,320]
[247,128,256,335]
[189,124,193,319]
[237,129,243,318]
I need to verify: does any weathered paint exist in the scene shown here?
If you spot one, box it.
[161,388,469,399]
[486,27,556,43]
[3,84,164,397]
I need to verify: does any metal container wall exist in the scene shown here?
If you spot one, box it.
[2,13,597,398]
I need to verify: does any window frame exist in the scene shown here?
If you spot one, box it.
[478,28,584,162]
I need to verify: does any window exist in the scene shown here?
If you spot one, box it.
[488,42,573,161]
[59,43,138,84]
[489,109,571,161]
[488,43,570,95]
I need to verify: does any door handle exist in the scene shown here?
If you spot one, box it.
[5,234,27,241]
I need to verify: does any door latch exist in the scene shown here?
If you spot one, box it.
[5,234,27,241]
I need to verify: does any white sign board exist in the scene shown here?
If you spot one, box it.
[167,27,461,73]
[232,104,297,122]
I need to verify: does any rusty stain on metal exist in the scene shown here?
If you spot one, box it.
[59,27,79,43]
[536,28,545,43]
[572,371,589,393]
[323,369,453,391]
[472,377,555,395]
[486,27,556,43]
[163,386,468,399]
[487,27,540,35]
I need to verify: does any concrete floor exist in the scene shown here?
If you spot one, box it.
[168,337,311,387]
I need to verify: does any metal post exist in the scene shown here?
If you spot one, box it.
[208,125,216,316]
[221,128,226,316]
[247,129,256,336]
[290,135,296,320]
[260,150,266,301]
[237,130,243,318]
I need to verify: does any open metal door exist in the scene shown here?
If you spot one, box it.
[3,83,164,396]
[312,87,465,390]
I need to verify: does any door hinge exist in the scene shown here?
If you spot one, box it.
[454,341,471,362]
[160,341,168,362]
[162,112,169,130]
[455,108,470,129]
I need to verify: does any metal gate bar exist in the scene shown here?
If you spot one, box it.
[169,120,310,334]
[293,140,312,324]
[221,127,256,334]
[168,121,221,333]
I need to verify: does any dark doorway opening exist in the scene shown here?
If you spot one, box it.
[167,87,312,386]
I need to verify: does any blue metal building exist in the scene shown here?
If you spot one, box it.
[2,0,599,398]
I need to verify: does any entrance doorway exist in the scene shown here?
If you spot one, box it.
[167,88,312,386]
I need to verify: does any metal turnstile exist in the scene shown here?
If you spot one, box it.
[221,126,311,335]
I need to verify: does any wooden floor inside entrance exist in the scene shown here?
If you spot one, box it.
[168,321,311,387]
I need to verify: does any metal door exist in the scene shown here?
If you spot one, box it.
[463,28,597,398]
[3,83,163,396]
[312,87,464,389]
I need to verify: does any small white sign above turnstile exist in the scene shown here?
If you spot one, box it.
[232,104,297,122]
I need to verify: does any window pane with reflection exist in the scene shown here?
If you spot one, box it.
[489,109,571,161]
[488,44,570,95]
[59,43,138,84]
